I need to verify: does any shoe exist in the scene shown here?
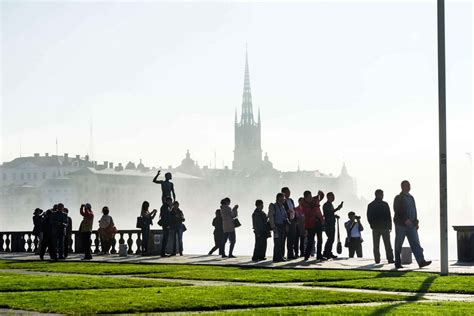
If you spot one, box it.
[388,260,395,264]
[179,253,183,256]
[252,258,258,262]
[228,255,236,258]
[261,257,267,261]
[208,251,213,255]
[419,260,432,268]
[304,257,309,262]
[375,260,381,264]
[395,264,403,269]
[222,254,228,258]
[317,256,327,261]
[329,254,338,259]
[287,256,296,260]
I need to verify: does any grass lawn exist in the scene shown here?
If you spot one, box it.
[0,259,422,282]
[0,286,417,314]
[309,274,474,294]
[0,272,186,292]
[196,301,474,315]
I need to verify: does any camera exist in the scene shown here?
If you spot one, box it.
[355,216,361,220]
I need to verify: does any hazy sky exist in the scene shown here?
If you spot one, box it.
[1,1,473,257]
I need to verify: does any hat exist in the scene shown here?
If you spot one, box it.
[33,208,43,215]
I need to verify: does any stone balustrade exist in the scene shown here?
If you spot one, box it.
[0,230,162,255]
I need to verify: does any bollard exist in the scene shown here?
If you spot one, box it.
[401,247,412,264]
[119,244,128,257]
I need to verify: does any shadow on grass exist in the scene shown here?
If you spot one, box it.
[368,275,437,315]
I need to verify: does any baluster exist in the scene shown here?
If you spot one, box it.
[110,235,117,254]
[119,232,125,249]
[33,235,39,254]
[94,232,100,254]
[136,232,142,254]
[26,233,32,252]
[0,233,4,252]
[20,234,26,252]
[127,233,134,254]
[69,235,74,254]
[5,234,11,252]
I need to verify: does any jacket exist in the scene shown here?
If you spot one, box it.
[302,198,324,230]
[252,208,269,236]
[393,193,418,226]
[212,215,223,236]
[79,208,94,232]
[221,205,238,233]
[159,204,172,228]
[367,199,392,230]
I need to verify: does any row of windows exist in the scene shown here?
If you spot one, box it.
[1,171,65,181]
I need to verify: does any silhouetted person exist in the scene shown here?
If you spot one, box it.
[393,180,431,269]
[140,201,157,255]
[79,203,94,260]
[170,201,185,256]
[282,187,297,260]
[220,197,238,258]
[153,170,176,203]
[367,189,394,264]
[63,208,72,258]
[252,200,269,262]
[32,208,43,255]
[208,209,223,255]
[50,203,68,260]
[98,206,115,255]
[323,192,343,259]
[39,206,54,260]
[159,196,173,257]
[302,190,325,261]
[294,197,306,257]
[345,211,364,258]
[269,193,288,262]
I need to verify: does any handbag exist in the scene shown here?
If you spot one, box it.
[182,224,187,232]
[233,218,242,228]
[336,217,342,254]
[136,216,144,229]
[106,224,118,235]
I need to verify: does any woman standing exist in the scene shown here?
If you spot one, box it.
[170,201,185,256]
[79,203,94,260]
[220,197,239,258]
[32,208,43,255]
[98,206,116,255]
[140,201,157,255]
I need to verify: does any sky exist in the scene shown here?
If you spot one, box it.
[1,1,473,258]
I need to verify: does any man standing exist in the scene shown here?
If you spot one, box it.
[393,180,431,269]
[282,187,297,259]
[153,170,176,203]
[252,200,269,262]
[268,193,288,263]
[322,192,343,259]
[159,196,173,257]
[367,189,394,264]
[302,190,325,261]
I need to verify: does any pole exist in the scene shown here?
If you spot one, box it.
[437,0,448,276]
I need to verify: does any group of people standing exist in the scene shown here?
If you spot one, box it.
[32,203,117,260]
[208,180,431,269]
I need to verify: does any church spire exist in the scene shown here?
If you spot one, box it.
[241,48,255,125]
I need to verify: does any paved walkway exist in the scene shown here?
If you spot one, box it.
[1,252,473,274]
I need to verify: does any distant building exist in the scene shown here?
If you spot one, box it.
[0,51,360,229]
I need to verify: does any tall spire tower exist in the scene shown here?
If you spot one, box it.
[233,49,262,172]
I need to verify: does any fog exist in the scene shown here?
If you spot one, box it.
[1,1,472,260]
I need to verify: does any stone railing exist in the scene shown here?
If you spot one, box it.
[0,229,163,255]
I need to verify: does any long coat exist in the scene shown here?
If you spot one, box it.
[221,205,238,233]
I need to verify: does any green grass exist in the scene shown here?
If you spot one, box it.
[196,301,474,315]
[309,274,474,294]
[0,272,186,292]
[0,259,421,282]
[0,286,417,314]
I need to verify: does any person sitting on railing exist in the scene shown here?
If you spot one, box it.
[79,203,94,260]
